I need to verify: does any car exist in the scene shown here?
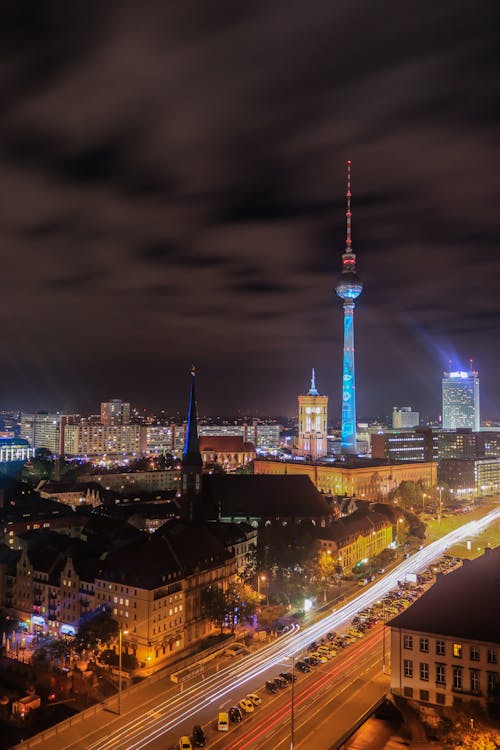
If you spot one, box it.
[274,676,288,689]
[296,660,310,673]
[266,680,279,694]
[178,737,193,750]
[279,671,296,683]
[217,713,229,732]
[303,656,319,667]
[229,706,243,722]
[311,652,327,663]
[192,725,206,747]
[307,641,318,652]
[247,693,262,706]
[239,698,255,713]
[326,631,337,641]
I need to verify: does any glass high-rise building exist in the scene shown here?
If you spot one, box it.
[442,370,480,431]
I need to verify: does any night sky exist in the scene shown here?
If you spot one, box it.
[1,2,499,419]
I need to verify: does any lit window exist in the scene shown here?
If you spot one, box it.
[453,643,462,658]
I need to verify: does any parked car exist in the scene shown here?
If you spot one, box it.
[229,706,243,722]
[295,660,310,673]
[279,671,296,683]
[178,737,193,750]
[239,698,255,713]
[266,680,279,694]
[247,693,262,706]
[274,676,288,689]
[192,725,206,747]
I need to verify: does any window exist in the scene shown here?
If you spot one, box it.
[419,638,429,653]
[403,686,413,698]
[453,666,463,690]
[436,692,446,705]
[487,672,498,693]
[470,670,480,694]
[453,643,463,658]
[436,664,446,686]
[420,663,429,681]
[419,689,429,702]
[470,646,480,662]
[436,640,445,656]
[404,659,413,678]
[403,635,413,650]
[487,648,497,665]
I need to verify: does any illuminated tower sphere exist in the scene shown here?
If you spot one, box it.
[297,368,329,461]
[335,161,363,454]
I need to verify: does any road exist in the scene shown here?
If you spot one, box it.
[16,504,500,750]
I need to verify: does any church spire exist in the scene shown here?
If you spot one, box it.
[308,367,319,396]
[182,365,202,467]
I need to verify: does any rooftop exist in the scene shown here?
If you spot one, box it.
[389,547,500,645]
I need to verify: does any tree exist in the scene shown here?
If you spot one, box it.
[76,609,119,652]
[202,587,229,635]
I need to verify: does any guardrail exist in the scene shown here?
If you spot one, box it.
[330,693,388,750]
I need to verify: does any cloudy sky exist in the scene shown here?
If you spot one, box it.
[1,1,499,419]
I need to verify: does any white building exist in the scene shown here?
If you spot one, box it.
[392,407,419,429]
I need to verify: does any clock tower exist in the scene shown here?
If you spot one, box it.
[297,369,328,460]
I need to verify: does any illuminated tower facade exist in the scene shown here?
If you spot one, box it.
[297,369,328,460]
[335,161,363,455]
[442,369,480,431]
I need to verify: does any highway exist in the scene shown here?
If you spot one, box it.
[21,505,500,750]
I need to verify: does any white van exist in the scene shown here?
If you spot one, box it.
[217,712,229,732]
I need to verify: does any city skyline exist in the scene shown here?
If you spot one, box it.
[0,3,499,419]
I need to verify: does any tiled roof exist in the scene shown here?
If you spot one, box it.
[202,474,330,519]
[389,547,500,644]
[199,436,255,453]
[317,510,391,544]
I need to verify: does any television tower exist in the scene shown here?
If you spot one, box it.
[335,160,363,454]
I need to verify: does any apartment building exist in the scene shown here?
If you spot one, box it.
[390,548,500,708]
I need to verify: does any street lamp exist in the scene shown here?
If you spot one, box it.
[288,655,296,750]
[396,517,404,554]
[377,600,387,673]
[118,626,129,715]
[438,486,443,522]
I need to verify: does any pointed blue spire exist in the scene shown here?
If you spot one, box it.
[308,367,319,396]
[183,365,202,468]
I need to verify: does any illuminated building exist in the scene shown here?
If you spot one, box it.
[20,412,73,456]
[371,428,438,463]
[63,422,144,457]
[335,161,363,454]
[101,399,131,426]
[392,407,419,429]
[199,436,255,470]
[438,429,500,460]
[254,458,437,501]
[317,511,393,571]
[199,421,280,451]
[438,457,500,496]
[390,547,500,708]
[297,369,328,460]
[442,369,480,431]
[0,438,34,463]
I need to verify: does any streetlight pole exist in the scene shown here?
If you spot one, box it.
[118,627,128,716]
[290,655,295,750]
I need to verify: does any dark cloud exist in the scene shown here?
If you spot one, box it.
[0,0,499,418]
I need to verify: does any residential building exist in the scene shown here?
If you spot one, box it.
[438,429,500,460]
[63,422,145,457]
[442,370,480,431]
[20,412,74,456]
[390,547,500,708]
[317,511,393,571]
[101,400,131,426]
[80,469,180,493]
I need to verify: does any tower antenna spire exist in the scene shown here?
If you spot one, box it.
[346,160,352,250]
[309,367,319,396]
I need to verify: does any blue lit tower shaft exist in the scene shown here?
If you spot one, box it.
[340,300,357,452]
[335,160,363,455]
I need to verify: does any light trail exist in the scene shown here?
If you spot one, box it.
[86,506,500,750]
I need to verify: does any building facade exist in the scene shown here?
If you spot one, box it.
[199,436,255,470]
[0,438,34,464]
[254,459,437,501]
[392,407,419,429]
[101,400,131,426]
[438,429,500,460]
[438,457,500,495]
[371,428,437,463]
[20,412,73,456]
[296,370,328,460]
[63,422,145,458]
[317,512,393,571]
[442,370,480,431]
[390,549,500,709]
